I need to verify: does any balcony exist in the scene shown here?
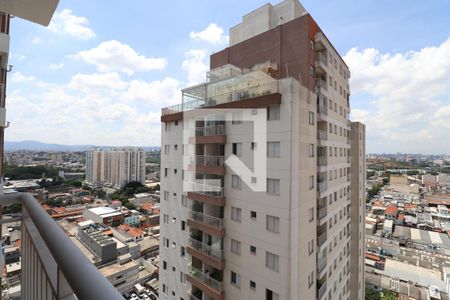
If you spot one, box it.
[193,125,226,144]
[161,79,280,122]
[187,183,225,206]
[315,52,328,75]
[317,280,327,300]
[315,31,327,51]
[317,230,327,247]
[317,206,327,220]
[317,181,327,193]
[317,156,327,167]
[161,80,281,116]
[316,79,327,92]
[187,210,225,237]
[0,193,122,300]
[317,255,327,274]
[187,238,224,269]
[189,291,202,300]
[317,130,327,141]
[187,265,224,300]
[192,155,226,175]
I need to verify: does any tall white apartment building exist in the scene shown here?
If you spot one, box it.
[85,148,145,188]
[159,1,366,300]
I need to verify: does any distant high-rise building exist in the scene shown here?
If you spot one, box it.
[160,0,366,299]
[85,148,145,188]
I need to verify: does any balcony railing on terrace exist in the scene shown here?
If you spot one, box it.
[188,238,224,260]
[189,210,224,229]
[318,181,327,193]
[187,182,224,197]
[196,125,225,137]
[0,193,122,300]
[189,265,224,294]
[162,80,279,116]
[195,155,225,167]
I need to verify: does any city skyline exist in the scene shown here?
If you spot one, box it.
[5,0,450,153]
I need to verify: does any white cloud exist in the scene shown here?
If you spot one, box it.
[49,63,64,70]
[182,49,209,86]
[68,72,128,94]
[70,40,167,75]
[49,9,96,39]
[124,77,181,105]
[190,23,228,45]
[11,72,35,83]
[32,37,42,44]
[344,36,450,153]
[10,53,26,62]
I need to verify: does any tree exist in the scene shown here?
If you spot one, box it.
[381,290,397,300]
[123,181,144,190]
[365,287,381,300]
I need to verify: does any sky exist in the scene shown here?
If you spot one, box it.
[6,0,450,154]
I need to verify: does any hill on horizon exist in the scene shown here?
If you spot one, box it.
[5,140,159,152]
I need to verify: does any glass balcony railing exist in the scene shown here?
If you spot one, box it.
[187,182,224,197]
[189,265,224,294]
[317,255,327,273]
[195,155,225,167]
[0,193,122,300]
[195,125,225,137]
[162,80,279,116]
[317,156,327,166]
[188,238,224,260]
[189,210,224,229]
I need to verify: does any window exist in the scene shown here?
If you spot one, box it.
[163,214,169,224]
[180,246,185,257]
[231,239,241,255]
[267,178,280,195]
[162,284,167,295]
[308,239,314,255]
[267,142,280,158]
[250,245,256,254]
[250,280,256,289]
[163,260,167,270]
[251,142,256,150]
[181,220,186,231]
[266,251,279,272]
[308,271,314,288]
[181,195,187,207]
[267,105,280,120]
[250,211,257,219]
[266,289,279,300]
[232,143,242,156]
[174,168,177,174]
[309,111,315,125]
[231,271,241,288]
[232,175,242,189]
[164,168,168,177]
[308,144,315,157]
[164,145,170,154]
[266,215,280,233]
[308,175,314,190]
[231,207,242,222]
[174,144,178,151]
[308,207,314,222]
[163,237,169,247]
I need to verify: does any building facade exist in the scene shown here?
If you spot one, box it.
[85,148,146,188]
[159,1,365,300]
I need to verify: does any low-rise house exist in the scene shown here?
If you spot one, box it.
[385,205,399,220]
